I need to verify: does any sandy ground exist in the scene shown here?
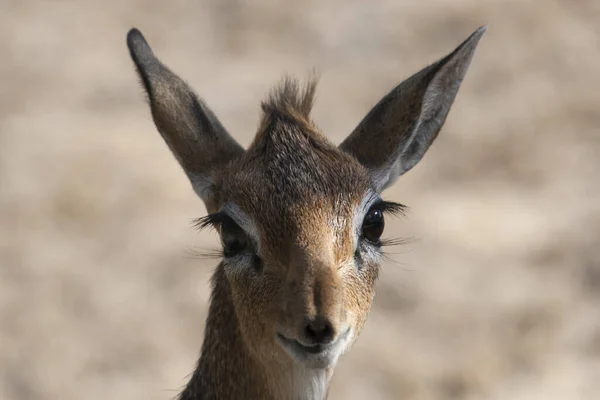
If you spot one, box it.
[1,0,600,399]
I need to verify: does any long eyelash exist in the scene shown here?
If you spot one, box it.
[185,246,224,260]
[380,253,414,271]
[380,237,420,271]
[380,236,418,247]
[192,212,228,231]
[379,201,408,217]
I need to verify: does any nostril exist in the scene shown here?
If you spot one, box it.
[304,318,334,345]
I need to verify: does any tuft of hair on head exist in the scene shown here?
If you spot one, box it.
[260,73,319,124]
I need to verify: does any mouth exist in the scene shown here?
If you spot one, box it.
[276,328,352,369]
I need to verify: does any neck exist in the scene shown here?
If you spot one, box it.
[179,264,334,400]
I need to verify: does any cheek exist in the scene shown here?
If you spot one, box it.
[224,259,283,349]
[343,261,379,333]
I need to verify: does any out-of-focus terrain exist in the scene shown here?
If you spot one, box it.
[1,1,599,399]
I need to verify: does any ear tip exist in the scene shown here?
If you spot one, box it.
[126,28,152,60]
[468,25,488,44]
[453,25,487,58]
[126,28,144,48]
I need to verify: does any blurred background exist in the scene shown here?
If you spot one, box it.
[1,0,599,399]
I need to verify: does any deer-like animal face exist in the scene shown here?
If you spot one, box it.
[206,113,403,368]
[126,26,485,369]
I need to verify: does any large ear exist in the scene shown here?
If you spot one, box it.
[126,28,244,211]
[339,26,486,192]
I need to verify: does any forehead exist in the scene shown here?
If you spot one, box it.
[220,116,372,243]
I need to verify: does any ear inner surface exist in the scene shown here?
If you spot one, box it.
[339,26,486,192]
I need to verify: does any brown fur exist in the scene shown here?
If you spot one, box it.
[179,84,376,399]
[126,26,485,400]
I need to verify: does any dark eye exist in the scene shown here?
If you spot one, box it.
[220,217,248,257]
[362,207,385,244]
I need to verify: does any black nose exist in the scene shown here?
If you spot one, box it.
[304,317,335,345]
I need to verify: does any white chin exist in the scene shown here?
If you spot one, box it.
[276,329,352,369]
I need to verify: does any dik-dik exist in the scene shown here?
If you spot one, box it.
[126,26,485,400]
